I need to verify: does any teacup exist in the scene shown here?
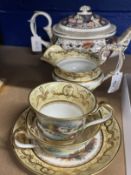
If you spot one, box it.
[29,82,113,141]
[12,107,109,158]
[27,107,101,145]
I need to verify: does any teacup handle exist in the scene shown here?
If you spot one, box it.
[62,103,113,135]
[82,102,113,130]
[12,128,37,149]
[99,43,125,82]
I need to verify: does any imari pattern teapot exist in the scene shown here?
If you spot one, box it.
[30,5,131,54]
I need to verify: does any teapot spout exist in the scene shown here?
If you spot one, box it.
[117,27,131,51]
[41,45,65,66]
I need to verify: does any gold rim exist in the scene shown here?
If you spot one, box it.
[53,70,103,83]
[28,82,97,121]
[54,65,102,82]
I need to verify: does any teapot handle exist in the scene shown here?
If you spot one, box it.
[30,11,53,48]
[99,44,125,82]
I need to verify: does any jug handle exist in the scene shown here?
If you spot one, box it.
[30,11,53,48]
[99,44,125,82]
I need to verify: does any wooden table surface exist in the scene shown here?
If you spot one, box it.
[0,46,130,175]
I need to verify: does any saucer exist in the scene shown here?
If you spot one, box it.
[52,71,104,90]
[11,108,121,174]
[33,131,102,167]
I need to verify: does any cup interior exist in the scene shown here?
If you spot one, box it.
[29,82,96,120]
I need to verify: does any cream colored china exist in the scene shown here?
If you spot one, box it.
[13,108,95,158]
[26,108,101,144]
[12,107,121,170]
[12,112,102,166]
[28,82,113,141]
[30,5,131,55]
[12,106,109,160]
[52,71,104,91]
[42,44,125,90]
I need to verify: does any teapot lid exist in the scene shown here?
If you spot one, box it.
[53,5,116,39]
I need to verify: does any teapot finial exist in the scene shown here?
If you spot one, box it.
[78,5,92,15]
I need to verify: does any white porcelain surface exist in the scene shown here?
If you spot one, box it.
[40,101,83,119]
[57,58,96,73]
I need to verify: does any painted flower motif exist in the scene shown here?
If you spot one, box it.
[58,127,70,134]
[68,17,77,24]
[62,19,68,25]
[87,21,95,28]
[58,126,77,134]
[101,20,106,25]
[77,19,83,24]
[63,85,74,97]
[83,40,94,48]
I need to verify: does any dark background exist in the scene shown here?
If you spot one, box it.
[0,0,131,53]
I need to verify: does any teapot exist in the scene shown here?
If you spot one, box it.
[30,5,131,54]
[41,44,124,91]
